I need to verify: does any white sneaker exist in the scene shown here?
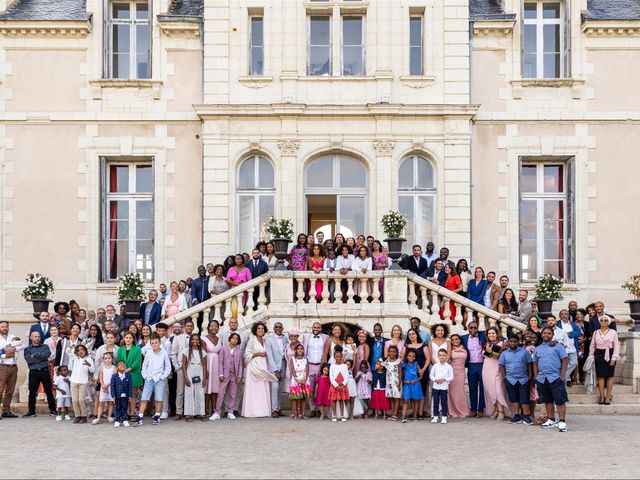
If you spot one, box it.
[557,421,567,432]
[64,416,72,421]
[341,417,347,422]
[332,418,337,422]
[160,412,169,420]
[441,416,448,424]
[431,417,439,424]
[55,415,62,422]
[91,418,100,425]
[227,412,236,420]
[209,412,221,421]
[114,422,121,428]
[123,420,130,427]
[541,419,559,429]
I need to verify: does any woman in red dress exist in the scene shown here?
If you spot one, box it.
[440,263,463,323]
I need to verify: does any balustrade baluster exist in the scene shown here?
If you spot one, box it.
[191,313,199,333]
[224,298,232,325]
[430,292,440,322]
[454,303,463,325]
[420,287,428,312]
[246,287,255,311]
[202,307,211,333]
[371,277,381,303]
[257,282,267,308]
[408,281,417,306]
[236,293,245,320]
[488,317,497,329]
[213,303,222,323]
[359,277,368,303]
[321,278,330,303]
[309,279,317,304]
[443,298,452,323]
[346,276,355,304]
[499,322,507,338]
[296,279,305,305]
[477,313,486,331]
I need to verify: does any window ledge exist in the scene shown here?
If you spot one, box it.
[304,1,369,14]
[510,78,586,99]
[296,75,380,82]
[399,75,436,88]
[238,76,273,88]
[89,79,163,100]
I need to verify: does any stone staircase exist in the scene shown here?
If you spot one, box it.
[564,384,640,415]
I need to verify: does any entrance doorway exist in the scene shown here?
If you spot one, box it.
[305,154,368,239]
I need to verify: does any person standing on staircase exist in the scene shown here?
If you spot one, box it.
[533,326,569,432]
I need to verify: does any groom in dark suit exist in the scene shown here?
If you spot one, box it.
[399,245,429,276]
[247,249,269,309]
[29,311,52,344]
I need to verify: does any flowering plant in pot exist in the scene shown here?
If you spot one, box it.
[381,210,408,270]
[533,274,564,318]
[264,217,294,270]
[117,273,146,319]
[22,273,55,319]
[622,275,640,331]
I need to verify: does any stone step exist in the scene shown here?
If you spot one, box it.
[567,393,640,404]
[567,384,634,395]
[564,403,640,415]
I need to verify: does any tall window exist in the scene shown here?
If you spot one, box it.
[237,156,275,252]
[108,1,151,79]
[409,16,423,75]
[102,160,154,281]
[249,16,264,76]
[342,16,364,76]
[308,16,331,76]
[397,156,436,248]
[519,161,574,281]
[522,1,563,78]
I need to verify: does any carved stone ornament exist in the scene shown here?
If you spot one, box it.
[277,139,300,155]
[373,140,396,155]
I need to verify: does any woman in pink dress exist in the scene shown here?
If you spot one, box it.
[226,254,253,309]
[371,240,388,300]
[447,334,470,418]
[307,244,326,301]
[355,329,370,373]
[242,322,277,418]
[384,325,406,360]
[161,281,187,319]
[482,327,511,420]
[201,320,222,416]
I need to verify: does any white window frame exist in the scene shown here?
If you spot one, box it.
[307,15,332,76]
[249,15,264,76]
[409,15,424,76]
[522,1,563,79]
[341,15,365,76]
[519,161,569,281]
[236,155,275,251]
[397,155,437,248]
[101,159,154,282]
[107,0,151,79]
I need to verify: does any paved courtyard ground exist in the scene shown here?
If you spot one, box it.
[4,415,639,479]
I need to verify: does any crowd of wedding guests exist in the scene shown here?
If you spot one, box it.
[0,234,621,434]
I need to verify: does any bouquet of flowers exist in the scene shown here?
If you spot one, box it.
[534,274,564,300]
[21,273,54,300]
[116,273,146,304]
[264,217,294,240]
[622,275,640,299]
[380,210,408,239]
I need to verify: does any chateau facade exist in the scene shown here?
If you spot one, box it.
[0,0,638,319]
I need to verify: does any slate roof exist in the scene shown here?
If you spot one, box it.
[583,0,640,20]
[469,0,515,20]
[167,0,203,18]
[0,0,89,21]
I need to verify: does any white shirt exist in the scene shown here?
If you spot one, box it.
[559,322,577,354]
[430,362,454,390]
[323,258,337,271]
[352,257,372,271]
[336,255,353,271]
[39,322,49,337]
[306,334,324,364]
[0,334,26,365]
[68,356,95,384]
[141,348,171,382]
[483,284,493,307]
[422,252,438,266]
[329,363,350,388]
[552,326,573,353]
[53,375,71,399]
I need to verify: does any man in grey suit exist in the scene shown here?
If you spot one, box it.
[265,322,289,418]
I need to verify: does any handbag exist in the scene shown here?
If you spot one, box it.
[191,375,201,384]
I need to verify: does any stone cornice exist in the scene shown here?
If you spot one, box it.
[194,103,479,119]
[0,20,92,38]
[582,19,640,37]
[158,19,200,38]
[472,19,516,37]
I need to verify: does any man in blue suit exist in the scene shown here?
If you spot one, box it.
[247,249,269,310]
[139,290,162,326]
[421,258,447,286]
[29,311,52,344]
[461,321,486,417]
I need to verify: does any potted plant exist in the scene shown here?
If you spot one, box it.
[22,273,55,319]
[622,275,640,332]
[117,273,146,319]
[264,217,294,270]
[381,210,408,270]
[533,274,564,318]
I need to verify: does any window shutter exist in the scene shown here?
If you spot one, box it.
[563,0,571,78]
[565,157,576,283]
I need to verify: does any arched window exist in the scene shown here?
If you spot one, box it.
[237,155,275,252]
[397,155,436,248]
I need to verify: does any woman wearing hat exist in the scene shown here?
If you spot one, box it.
[283,328,302,403]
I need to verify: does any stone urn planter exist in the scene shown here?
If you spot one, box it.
[30,298,52,320]
[534,298,555,319]
[123,299,143,320]
[272,238,292,271]
[625,299,640,332]
[384,237,406,270]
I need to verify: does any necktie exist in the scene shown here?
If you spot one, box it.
[314,335,320,339]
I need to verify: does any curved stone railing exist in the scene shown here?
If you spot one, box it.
[159,270,526,336]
